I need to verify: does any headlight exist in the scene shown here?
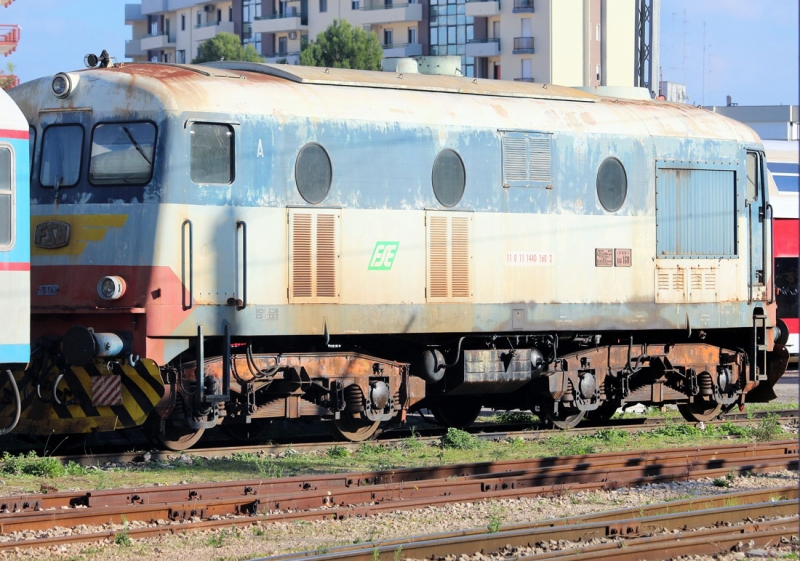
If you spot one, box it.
[97,276,126,300]
[51,72,78,99]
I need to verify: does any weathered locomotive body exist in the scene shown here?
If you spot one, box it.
[2,62,787,447]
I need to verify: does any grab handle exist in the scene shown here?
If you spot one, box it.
[182,219,193,310]
[236,220,247,310]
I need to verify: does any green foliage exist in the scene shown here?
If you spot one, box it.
[593,428,628,444]
[496,411,537,424]
[327,444,351,458]
[648,422,702,439]
[712,477,731,488]
[486,506,505,533]
[207,529,229,548]
[192,32,263,64]
[300,20,383,70]
[0,451,69,477]
[753,414,783,442]
[114,517,132,547]
[440,428,480,450]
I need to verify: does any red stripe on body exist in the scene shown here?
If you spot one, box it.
[782,318,799,334]
[0,262,30,271]
[0,129,29,140]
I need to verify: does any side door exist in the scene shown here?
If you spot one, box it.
[746,151,770,302]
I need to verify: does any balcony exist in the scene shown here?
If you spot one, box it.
[266,51,301,65]
[465,38,500,57]
[513,0,534,12]
[0,1,16,7]
[513,36,534,54]
[0,73,19,90]
[140,33,176,51]
[350,2,423,26]
[140,0,167,14]
[125,4,146,23]
[382,42,423,58]
[514,77,534,82]
[194,20,235,42]
[0,24,19,57]
[252,12,307,34]
[465,0,500,17]
[125,39,146,58]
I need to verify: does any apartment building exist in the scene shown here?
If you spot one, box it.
[126,0,636,85]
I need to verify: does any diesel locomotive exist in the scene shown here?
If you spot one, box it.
[0,60,788,449]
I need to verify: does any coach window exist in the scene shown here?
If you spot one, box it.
[432,149,465,207]
[295,143,332,204]
[0,147,12,247]
[90,122,156,186]
[40,124,83,188]
[190,123,234,184]
[596,157,627,212]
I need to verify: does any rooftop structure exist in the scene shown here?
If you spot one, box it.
[0,24,19,57]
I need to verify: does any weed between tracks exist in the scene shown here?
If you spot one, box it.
[0,413,792,495]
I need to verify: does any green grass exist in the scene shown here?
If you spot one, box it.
[0,415,790,495]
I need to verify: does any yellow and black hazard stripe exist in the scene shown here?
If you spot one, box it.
[0,358,165,436]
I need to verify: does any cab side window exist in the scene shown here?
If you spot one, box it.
[90,122,157,186]
[190,123,234,185]
[40,124,83,188]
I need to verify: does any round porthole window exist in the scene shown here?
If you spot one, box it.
[596,157,627,212]
[295,143,332,204]
[431,149,466,207]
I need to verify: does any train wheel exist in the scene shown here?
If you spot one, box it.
[158,423,205,451]
[545,406,585,429]
[330,414,381,442]
[430,399,482,429]
[677,400,722,423]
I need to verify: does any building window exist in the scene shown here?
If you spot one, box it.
[242,0,263,55]
[181,14,186,31]
[352,0,360,8]
[320,0,328,12]
[596,64,601,81]
[596,24,600,41]
[165,18,170,36]
[229,7,233,21]
[428,0,474,77]
[217,9,222,23]
[149,15,158,35]
[177,50,186,63]
[408,27,417,44]
[197,12,201,26]
[521,59,532,79]
[278,36,288,55]
[384,29,393,46]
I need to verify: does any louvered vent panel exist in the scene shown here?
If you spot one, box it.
[528,136,551,182]
[704,270,716,291]
[315,214,337,297]
[289,210,340,303]
[690,271,703,291]
[672,270,685,291]
[427,212,472,301]
[292,214,313,298]
[657,271,670,291]
[450,217,471,298]
[502,137,528,182]
[429,216,449,298]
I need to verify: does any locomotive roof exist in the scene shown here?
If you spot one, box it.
[13,62,762,146]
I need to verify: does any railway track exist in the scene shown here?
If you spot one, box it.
[0,440,796,552]
[261,486,798,561]
[46,407,799,466]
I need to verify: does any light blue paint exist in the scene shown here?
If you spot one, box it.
[0,344,30,364]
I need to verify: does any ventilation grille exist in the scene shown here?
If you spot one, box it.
[501,131,552,187]
[289,209,340,303]
[427,212,472,301]
[655,265,718,304]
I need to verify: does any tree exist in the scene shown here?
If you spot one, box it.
[300,20,383,70]
[192,32,263,64]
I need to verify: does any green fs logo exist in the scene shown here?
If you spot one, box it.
[368,242,399,270]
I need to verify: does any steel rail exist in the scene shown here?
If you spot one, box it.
[253,500,799,561]
[3,440,795,513]
[0,444,796,551]
[264,485,799,561]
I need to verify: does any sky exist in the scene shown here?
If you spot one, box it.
[0,0,797,106]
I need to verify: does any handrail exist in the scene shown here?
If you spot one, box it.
[236,220,247,310]
[359,2,415,11]
[182,219,193,310]
[766,203,774,304]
